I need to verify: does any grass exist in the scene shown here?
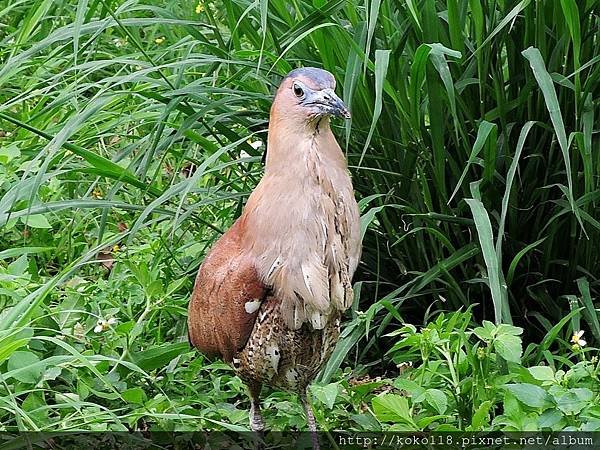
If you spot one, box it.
[0,0,598,436]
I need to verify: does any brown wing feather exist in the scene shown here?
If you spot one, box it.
[187,219,266,362]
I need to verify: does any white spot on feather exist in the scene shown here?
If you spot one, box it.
[285,368,298,390]
[331,271,345,309]
[309,310,326,329]
[244,300,261,314]
[266,345,280,375]
[267,256,283,278]
[259,309,268,322]
[300,261,329,311]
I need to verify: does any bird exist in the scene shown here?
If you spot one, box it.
[187,67,361,449]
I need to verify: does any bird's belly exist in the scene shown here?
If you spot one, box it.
[233,295,340,392]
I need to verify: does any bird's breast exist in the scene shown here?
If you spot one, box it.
[241,134,360,330]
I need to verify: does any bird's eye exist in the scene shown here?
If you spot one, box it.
[292,82,304,98]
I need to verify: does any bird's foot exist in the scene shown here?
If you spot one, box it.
[300,391,320,450]
[250,399,265,450]
[250,400,265,432]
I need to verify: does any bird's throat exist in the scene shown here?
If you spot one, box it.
[264,118,344,175]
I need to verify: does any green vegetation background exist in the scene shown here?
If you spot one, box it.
[0,0,598,435]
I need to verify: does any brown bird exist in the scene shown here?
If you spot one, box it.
[188,67,361,449]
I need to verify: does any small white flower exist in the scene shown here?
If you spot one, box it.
[571,330,587,347]
[94,317,117,333]
[249,140,263,150]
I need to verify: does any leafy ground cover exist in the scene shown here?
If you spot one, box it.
[0,0,598,435]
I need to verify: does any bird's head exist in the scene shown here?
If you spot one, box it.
[271,67,351,124]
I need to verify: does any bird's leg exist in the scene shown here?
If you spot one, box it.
[248,382,264,432]
[249,398,265,432]
[300,390,320,450]
[247,381,265,449]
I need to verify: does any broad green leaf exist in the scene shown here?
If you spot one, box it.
[129,342,189,372]
[424,389,447,414]
[122,387,147,405]
[554,388,592,415]
[20,214,52,229]
[311,383,340,410]
[7,254,28,276]
[393,379,425,398]
[528,366,555,382]
[0,143,20,163]
[538,408,564,428]
[7,351,43,384]
[473,325,492,341]
[494,333,522,363]
[372,394,415,427]
[469,400,492,430]
[504,383,552,409]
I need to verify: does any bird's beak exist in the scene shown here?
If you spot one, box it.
[326,89,351,119]
[307,88,351,119]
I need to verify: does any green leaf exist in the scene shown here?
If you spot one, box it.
[129,342,189,372]
[522,47,579,225]
[0,111,161,196]
[465,199,509,324]
[372,394,414,426]
[469,400,492,430]
[476,0,531,52]
[504,383,552,409]
[359,49,390,166]
[494,333,522,363]
[577,277,600,342]
[7,350,43,384]
[122,387,147,405]
[0,247,54,261]
[318,321,363,383]
[22,391,49,426]
[0,337,30,366]
[7,254,28,276]
[496,122,537,259]
[20,214,52,229]
[506,237,547,285]
[473,326,492,341]
[311,383,339,409]
[364,0,382,74]
[554,388,592,415]
[538,408,564,428]
[528,366,555,382]
[423,389,447,414]
[496,324,523,337]
[394,379,425,398]
[0,143,20,163]
[449,121,496,204]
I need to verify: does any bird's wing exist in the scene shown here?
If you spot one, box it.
[187,219,266,362]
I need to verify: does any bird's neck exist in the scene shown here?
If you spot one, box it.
[264,116,346,174]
